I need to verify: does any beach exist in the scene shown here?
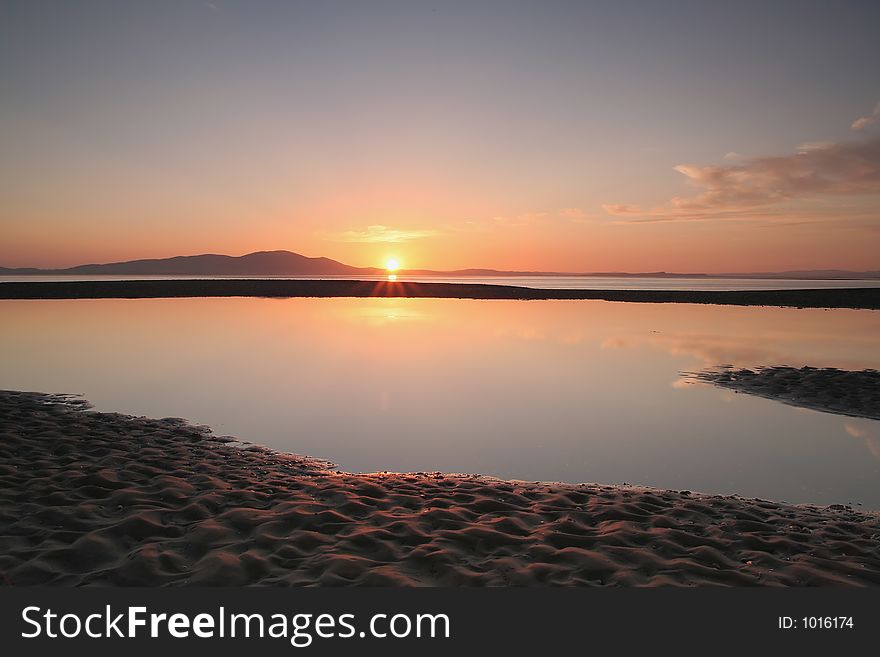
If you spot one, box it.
[2,389,878,587]
[1,279,879,309]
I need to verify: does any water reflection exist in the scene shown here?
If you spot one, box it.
[845,421,880,461]
[597,306,880,369]
[1,298,878,506]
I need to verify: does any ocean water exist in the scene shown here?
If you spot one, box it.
[2,297,879,507]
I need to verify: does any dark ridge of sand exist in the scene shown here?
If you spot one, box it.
[2,393,879,586]
[0,279,879,308]
[690,367,880,421]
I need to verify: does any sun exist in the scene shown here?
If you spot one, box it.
[385,258,400,272]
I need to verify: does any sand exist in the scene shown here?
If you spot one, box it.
[692,367,880,421]
[1,279,879,309]
[1,389,879,587]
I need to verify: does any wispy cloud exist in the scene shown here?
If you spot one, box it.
[605,102,880,223]
[851,101,880,131]
[604,136,880,223]
[796,141,835,152]
[321,224,440,243]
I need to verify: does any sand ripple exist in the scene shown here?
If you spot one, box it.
[1,390,879,586]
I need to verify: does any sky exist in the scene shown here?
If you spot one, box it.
[1,0,879,272]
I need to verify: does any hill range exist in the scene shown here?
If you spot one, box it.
[1,250,878,280]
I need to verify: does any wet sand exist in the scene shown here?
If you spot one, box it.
[1,279,879,308]
[692,367,880,421]
[1,390,879,587]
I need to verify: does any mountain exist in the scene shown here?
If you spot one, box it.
[0,251,380,276]
[1,251,879,279]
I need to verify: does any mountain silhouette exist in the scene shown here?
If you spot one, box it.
[0,250,378,276]
[1,251,878,279]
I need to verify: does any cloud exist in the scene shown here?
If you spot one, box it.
[851,101,880,131]
[796,141,835,152]
[321,224,440,243]
[604,136,880,222]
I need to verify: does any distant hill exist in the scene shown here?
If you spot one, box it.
[1,251,878,279]
[0,250,380,276]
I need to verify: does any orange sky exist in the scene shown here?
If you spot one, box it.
[1,3,879,273]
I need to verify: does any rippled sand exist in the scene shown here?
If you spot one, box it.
[1,390,878,586]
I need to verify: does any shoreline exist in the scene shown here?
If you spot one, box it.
[1,279,879,308]
[2,390,879,586]
[691,367,880,421]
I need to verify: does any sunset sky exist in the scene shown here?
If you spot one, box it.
[1,1,879,272]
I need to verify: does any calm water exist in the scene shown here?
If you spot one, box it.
[2,298,879,507]
[2,274,880,291]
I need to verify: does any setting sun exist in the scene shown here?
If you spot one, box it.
[2,0,880,615]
